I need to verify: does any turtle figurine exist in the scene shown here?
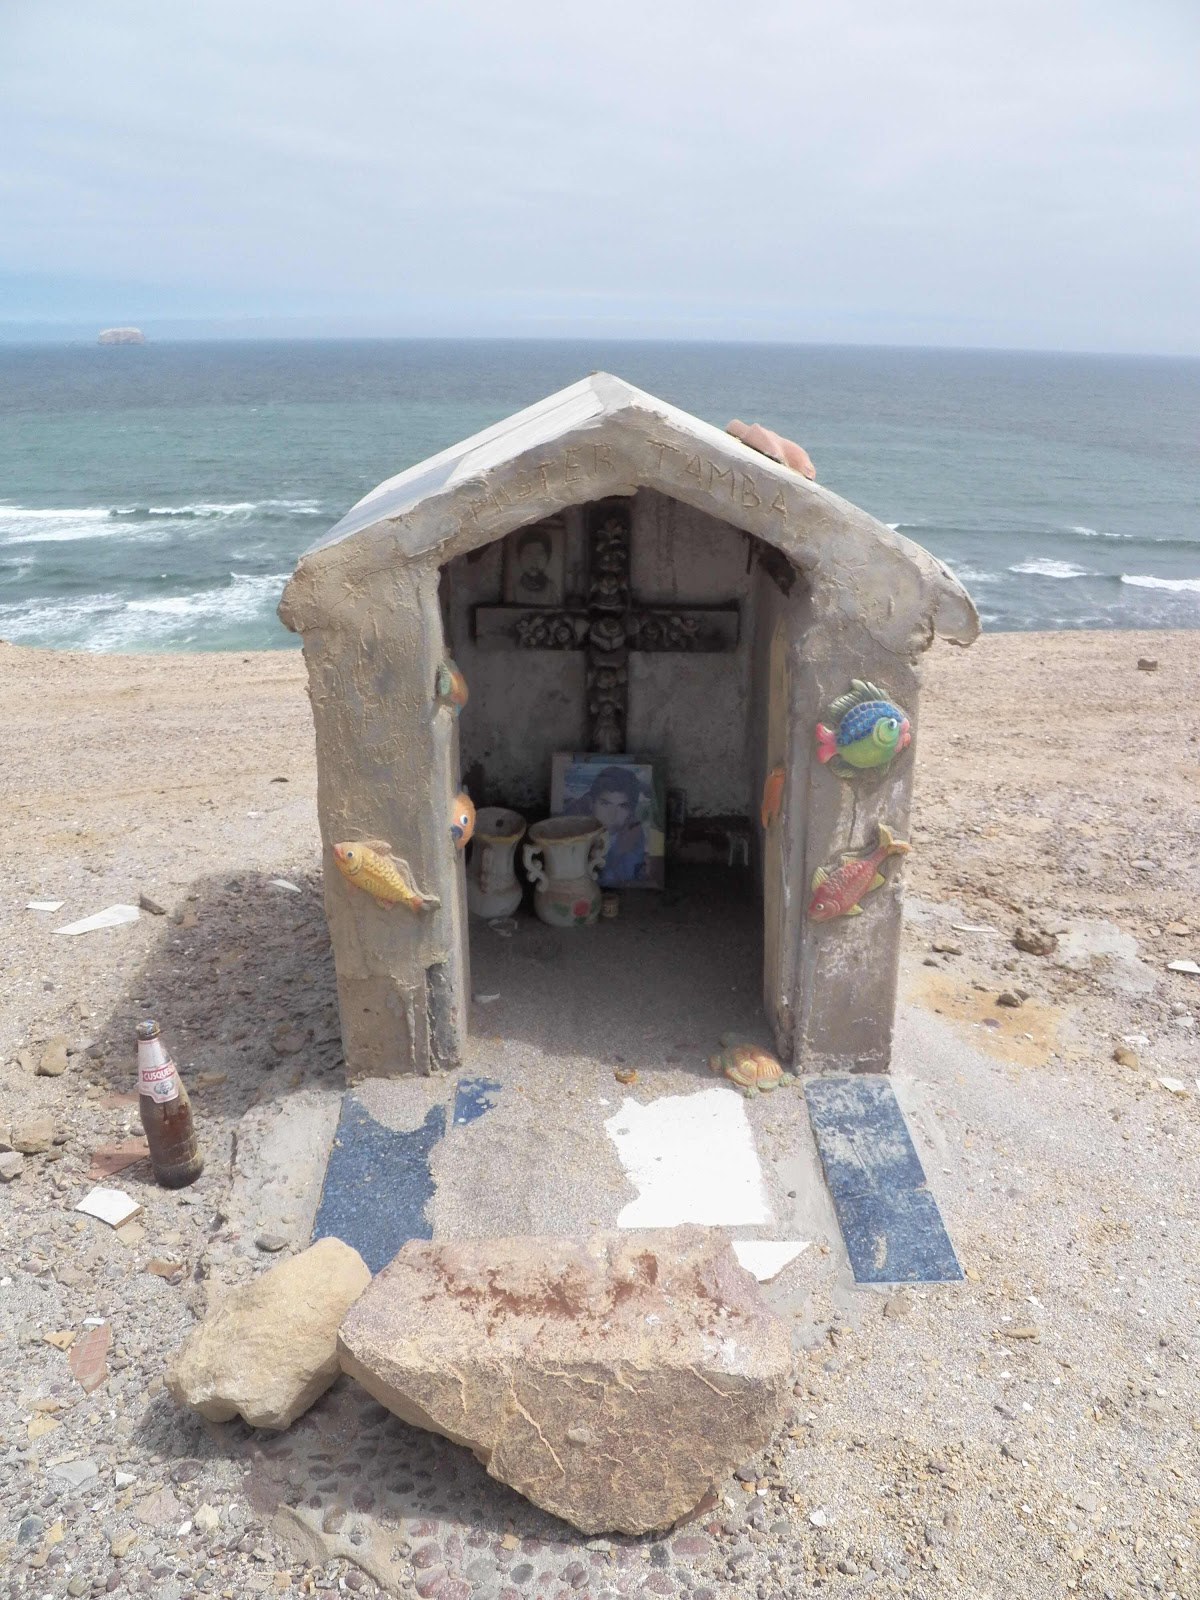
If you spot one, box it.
[708,1034,795,1098]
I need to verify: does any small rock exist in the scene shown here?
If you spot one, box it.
[931,939,962,955]
[134,1487,181,1528]
[69,1321,112,1393]
[110,1532,139,1558]
[256,1234,288,1253]
[995,991,1023,1008]
[1136,657,1158,672]
[11,1118,55,1154]
[146,1258,185,1280]
[37,1036,70,1077]
[177,907,199,930]
[808,1508,828,1527]
[1012,927,1057,956]
[1113,1046,1139,1068]
[271,1028,307,1057]
[115,1471,137,1488]
[17,1515,44,1544]
[194,1504,220,1532]
[0,1150,23,1181]
[51,1459,100,1489]
[68,1577,90,1596]
[166,1236,371,1429]
[883,1295,909,1319]
[138,893,168,916]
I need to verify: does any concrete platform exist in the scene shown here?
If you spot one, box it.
[305,868,963,1324]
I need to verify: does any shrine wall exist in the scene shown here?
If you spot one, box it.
[443,488,762,820]
[624,488,755,817]
[443,534,586,814]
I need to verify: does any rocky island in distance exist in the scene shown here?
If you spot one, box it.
[97,326,146,345]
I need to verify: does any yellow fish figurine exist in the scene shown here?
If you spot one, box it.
[450,791,476,850]
[435,658,469,716]
[332,840,440,913]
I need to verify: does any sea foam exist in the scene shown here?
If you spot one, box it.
[1008,558,1091,579]
[1120,574,1200,594]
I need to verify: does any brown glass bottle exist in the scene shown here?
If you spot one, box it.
[136,1020,203,1188]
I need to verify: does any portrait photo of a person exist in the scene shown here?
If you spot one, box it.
[504,517,565,606]
[554,756,665,889]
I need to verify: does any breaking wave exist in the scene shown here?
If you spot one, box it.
[0,571,292,650]
[1008,558,1092,579]
[1120,574,1200,594]
[0,499,323,545]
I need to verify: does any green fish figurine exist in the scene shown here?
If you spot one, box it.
[816,680,911,776]
[435,657,469,716]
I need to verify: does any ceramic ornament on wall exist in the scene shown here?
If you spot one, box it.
[332,841,440,913]
[816,680,911,777]
[434,658,469,716]
[808,823,910,923]
[450,791,476,850]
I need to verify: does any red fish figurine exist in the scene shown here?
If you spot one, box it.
[808,823,910,922]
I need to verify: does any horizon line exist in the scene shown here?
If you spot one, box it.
[1,328,1197,363]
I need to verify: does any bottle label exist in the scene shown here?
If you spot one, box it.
[138,1038,180,1103]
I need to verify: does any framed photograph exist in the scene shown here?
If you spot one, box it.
[503,515,566,607]
[551,752,666,890]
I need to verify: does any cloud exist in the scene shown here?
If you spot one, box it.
[2,0,1197,349]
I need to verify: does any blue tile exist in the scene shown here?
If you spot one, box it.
[311,1095,445,1274]
[453,1077,502,1126]
[828,1186,963,1284]
[804,1075,962,1284]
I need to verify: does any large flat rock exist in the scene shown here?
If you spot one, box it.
[337,1225,792,1535]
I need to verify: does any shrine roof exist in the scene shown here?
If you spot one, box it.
[304,373,649,554]
[288,372,979,649]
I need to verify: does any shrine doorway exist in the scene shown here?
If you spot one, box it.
[442,488,797,1070]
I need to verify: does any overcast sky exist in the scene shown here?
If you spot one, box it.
[2,0,1197,351]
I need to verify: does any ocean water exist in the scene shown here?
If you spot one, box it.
[0,339,1197,651]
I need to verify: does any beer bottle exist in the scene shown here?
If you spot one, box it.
[136,1019,203,1188]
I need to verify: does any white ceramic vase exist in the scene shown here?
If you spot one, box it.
[465,807,527,920]
[523,816,606,927]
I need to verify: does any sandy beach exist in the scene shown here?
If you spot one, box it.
[2,629,1199,1598]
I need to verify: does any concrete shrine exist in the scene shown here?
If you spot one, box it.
[279,374,978,1081]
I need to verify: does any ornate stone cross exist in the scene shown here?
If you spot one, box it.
[473,497,740,752]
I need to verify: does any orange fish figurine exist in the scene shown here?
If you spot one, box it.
[450,791,475,850]
[760,765,785,829]
[332,841,440,913]
[808,823,910,923]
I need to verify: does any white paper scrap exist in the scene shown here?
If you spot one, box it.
[74,1187,142,1228]
[27,900,65,912]
[1167,960,1200,975]
[732,1240,810,1282]
[951,923,998,934]
[268,879,302,893]
[54,905,140,936]
[605,1086,772,1229]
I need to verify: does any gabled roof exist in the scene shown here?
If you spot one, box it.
[284,372,978,651]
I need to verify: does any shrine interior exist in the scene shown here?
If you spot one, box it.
[439,488,803,1063]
